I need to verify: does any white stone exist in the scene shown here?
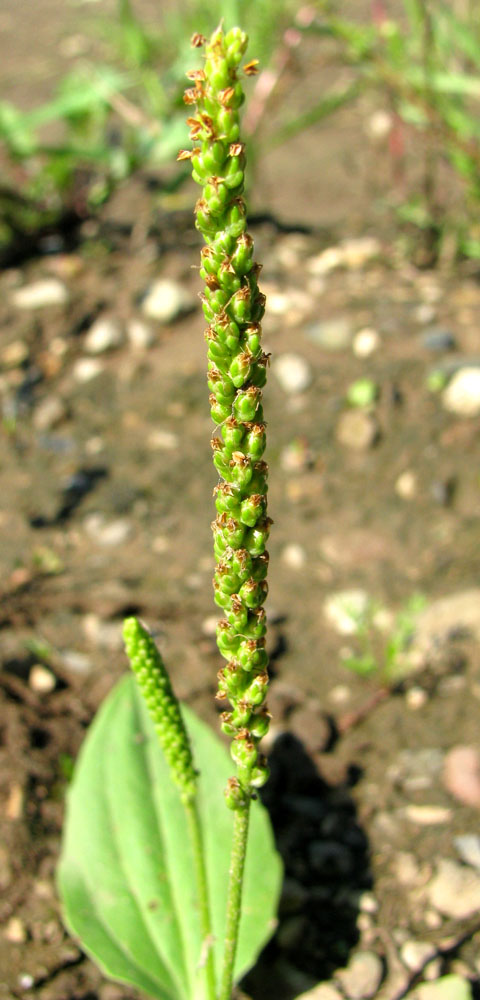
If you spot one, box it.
[454,834,480,871]
[147,428,179,450]
[442,367,480,416]
[33,395,67,431]
[82,614,123,650]
[296,985,343,1000]
[405,686,428,710]
[336,410,379,450]
[29,664,56,693]
[324,590,370,635]
[336,949,383,999]
[281,543,307,569]
[427,859,480,919]
[395,470,418,500]
[127,318,156,349]
[401,939,437,972]
[341,236,381,269]
[366,109,393,140]
[141,278,195,323]
[61,650,93,675]
[11,278,69,309]
[273,353,312,394]
[84,316,124,354]
[403,805,452,825]
[83,513,132,547]
[409,975,473,1000]
[4,916,27,943]
[1,339,29,368]
[353,327,380,357]
[72,358,104,382]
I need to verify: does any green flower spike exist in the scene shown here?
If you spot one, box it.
[123,616,197,805]
[181,26,271,806]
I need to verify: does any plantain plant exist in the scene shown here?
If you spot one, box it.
[58,25,282,1000]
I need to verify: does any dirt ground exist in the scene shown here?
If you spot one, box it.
[1,4,480,1000]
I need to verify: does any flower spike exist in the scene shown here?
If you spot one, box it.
[183,27,270,806]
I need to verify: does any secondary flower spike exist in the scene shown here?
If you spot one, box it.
[123,617,198,804]
[183,27,271,806]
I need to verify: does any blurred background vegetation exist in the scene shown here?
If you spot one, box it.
[1,0,480,266]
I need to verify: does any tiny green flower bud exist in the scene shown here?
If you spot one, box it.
[231,732,258,769]
[240,493,266,527]
[248,709,271,740]
[233,386,261,422]
[224,776,249,810]
[250,755,270,788]
[238,577,268,609]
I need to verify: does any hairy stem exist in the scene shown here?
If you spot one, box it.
[218,801,251,1000]
[185,800,217,1000]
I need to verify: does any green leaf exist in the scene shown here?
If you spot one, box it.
[58,675,281,1000]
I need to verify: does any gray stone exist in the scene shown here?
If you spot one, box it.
[454,834,480,871]
[82,614,123,651]
[84,317,124,354]
[305,315,353,350]
[336,410,379,450]
[420,327,456,352]
[273,353,313,394]
[442,367,480,416]
[336,949,383,999]
[427,859,480,919]
[11,278,69,309]
[141,278,195,323]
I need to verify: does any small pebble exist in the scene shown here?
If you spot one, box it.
[410,975,473,1000]
[82,614,123,651]
[72,358,104,382]
[403,805,452,825]
[336,949,383,999]
[147,428,179,451]
[281,543,307,569]
[18,973,35,990]
[414,303,437,325]
[28,664,56,694]
[405,687,428,710]
[395,470,418,500]
[141,278,195,323]
[1,339,29,369]
[273,353,312,394]
[83,513,132,547]
[84,317,124,355]
[33,395,68,431]
[366,109,393,139]
[324,589,370,635]
[400,939,437,972]
[336,410,379,450]
[443,745,480,807]
[420,327,456,352]
[11,278,69,309]
[4,916,27,943]
[427,858,480,919]
[296,985,343,1000]
[442,367,480,417]
[127,318,156,349]
[305,315,352,350]
[353,327,380,357]
[61,650,93,675]
[454,834,480,871]
[393,851,421,887]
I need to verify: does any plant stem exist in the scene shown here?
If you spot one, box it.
[219,801,251,1000]
[185,800,217,1000]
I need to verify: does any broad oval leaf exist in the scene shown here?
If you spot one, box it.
[58,675,282,1000]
